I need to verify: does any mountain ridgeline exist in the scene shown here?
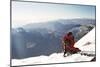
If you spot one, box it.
[11,19,95,59]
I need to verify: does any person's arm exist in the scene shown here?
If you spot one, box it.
[72,36,75,47]
[62,40,65,48]
[73,36,75,43]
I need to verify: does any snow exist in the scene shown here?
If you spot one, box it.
[12,53,94,66]
[12,28,95,66]
[75,28,95,52]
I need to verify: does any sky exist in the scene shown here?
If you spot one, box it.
[12,1,96,28]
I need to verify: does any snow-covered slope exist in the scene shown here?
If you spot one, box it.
[75,28,95,52]
[12,28,95,66]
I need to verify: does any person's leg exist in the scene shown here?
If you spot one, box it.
[75,48,81,52]
[63,50,67,57]
[70,47,81,54]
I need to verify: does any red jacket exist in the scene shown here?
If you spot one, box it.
[63,34,75,48]
[62,33,81,52]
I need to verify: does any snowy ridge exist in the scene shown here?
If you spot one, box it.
[12,28,95,66]
[75,28,95,52]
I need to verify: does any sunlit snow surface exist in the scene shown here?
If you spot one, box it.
[12,28,95,66]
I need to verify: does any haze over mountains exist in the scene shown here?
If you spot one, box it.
[11,19,95,59]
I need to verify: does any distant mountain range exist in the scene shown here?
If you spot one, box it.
[11,19,95,59]
[12,28,95,66]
